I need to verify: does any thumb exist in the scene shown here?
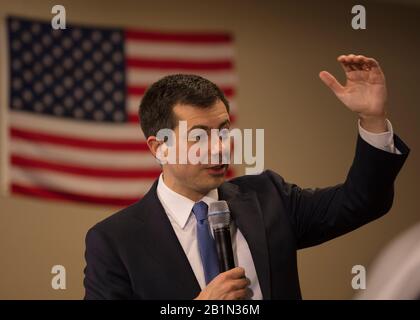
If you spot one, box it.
[319,71,344,96]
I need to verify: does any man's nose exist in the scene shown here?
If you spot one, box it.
[210,136,222,155]
[210,134,230,162]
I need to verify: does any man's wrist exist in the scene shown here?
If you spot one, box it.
[359,114,388,133]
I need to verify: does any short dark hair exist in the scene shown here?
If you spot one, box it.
[139,74,230,138]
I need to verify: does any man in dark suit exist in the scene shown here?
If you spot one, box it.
[84,54,409,300]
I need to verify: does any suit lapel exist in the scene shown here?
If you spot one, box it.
[136,181,201,299]
[219,181,272,299]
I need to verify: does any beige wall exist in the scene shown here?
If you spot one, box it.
[0,0,419,299]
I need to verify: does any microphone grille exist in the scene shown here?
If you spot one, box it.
[209,200,229,214]
[208,200,230,228]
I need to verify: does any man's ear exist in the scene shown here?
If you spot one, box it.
[146,136,161,159]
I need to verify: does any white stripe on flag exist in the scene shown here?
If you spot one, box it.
[11,167,153,197]
[126,40,235,60]
[127,69,238,88]
[10,110,144,142]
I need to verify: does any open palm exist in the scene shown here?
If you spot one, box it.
[319,54,387,118]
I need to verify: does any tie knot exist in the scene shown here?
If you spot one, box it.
[192,201,209,223]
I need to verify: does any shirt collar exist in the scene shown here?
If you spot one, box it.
[156,173,218,229]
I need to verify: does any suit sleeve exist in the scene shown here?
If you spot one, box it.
[267,134,410,249]
[84,226,135,299]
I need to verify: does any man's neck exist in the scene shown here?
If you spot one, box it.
[161,174,208,202]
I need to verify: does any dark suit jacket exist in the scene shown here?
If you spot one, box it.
[84,135,409,299]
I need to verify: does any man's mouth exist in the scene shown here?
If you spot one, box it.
[206,164,228,175]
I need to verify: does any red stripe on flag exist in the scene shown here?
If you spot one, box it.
[10,127,149,151]
[126,58,233,71]
[127,86,235,97]
[11,155,161,179]
[128,113,139,123]
[127,86,147,96]
[12,183,140,206]
[125,29,232,44]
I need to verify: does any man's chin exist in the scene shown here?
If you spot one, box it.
[201,173,226,191]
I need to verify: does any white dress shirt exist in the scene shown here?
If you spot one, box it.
[156,120,399,300]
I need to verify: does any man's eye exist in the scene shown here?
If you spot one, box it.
[195,135,201,141]
[219,129,230,139]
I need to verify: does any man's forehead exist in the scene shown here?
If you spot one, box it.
[173,102,229,128]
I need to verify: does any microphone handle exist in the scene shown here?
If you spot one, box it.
[213,227,235,272]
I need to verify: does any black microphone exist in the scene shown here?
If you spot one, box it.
[208,200,235,272]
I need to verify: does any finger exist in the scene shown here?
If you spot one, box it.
[338,53,364,63]
[228,288,249,300]
[246,287,254,298]
[354,54,366,63]
[346,54,357,65]
[353,55,367,70]
[319,71,344,95]
[338,56,353,72]
[238,288,254,300]
[338,54,384,74]
[362,63,372,71]
[348,55,361,71]
[339,54,362,71]
[343,61,355,72]
[337,54,347,61]
[350,54,378,69]
[366,57,379,66]
[225,277,250,291]
[365,57,384,74]
[357,55,380,71]
[224,267,245,279]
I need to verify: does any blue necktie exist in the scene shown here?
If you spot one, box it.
[192,201,220,284]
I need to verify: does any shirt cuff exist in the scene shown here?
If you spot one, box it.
[358,119,401,154]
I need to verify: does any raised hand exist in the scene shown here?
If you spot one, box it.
[319,54,388,133]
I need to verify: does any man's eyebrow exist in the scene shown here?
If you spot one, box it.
[218,119,231,129]
[187,119,230,133]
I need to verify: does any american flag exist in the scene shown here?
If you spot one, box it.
[5,16,237,206]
